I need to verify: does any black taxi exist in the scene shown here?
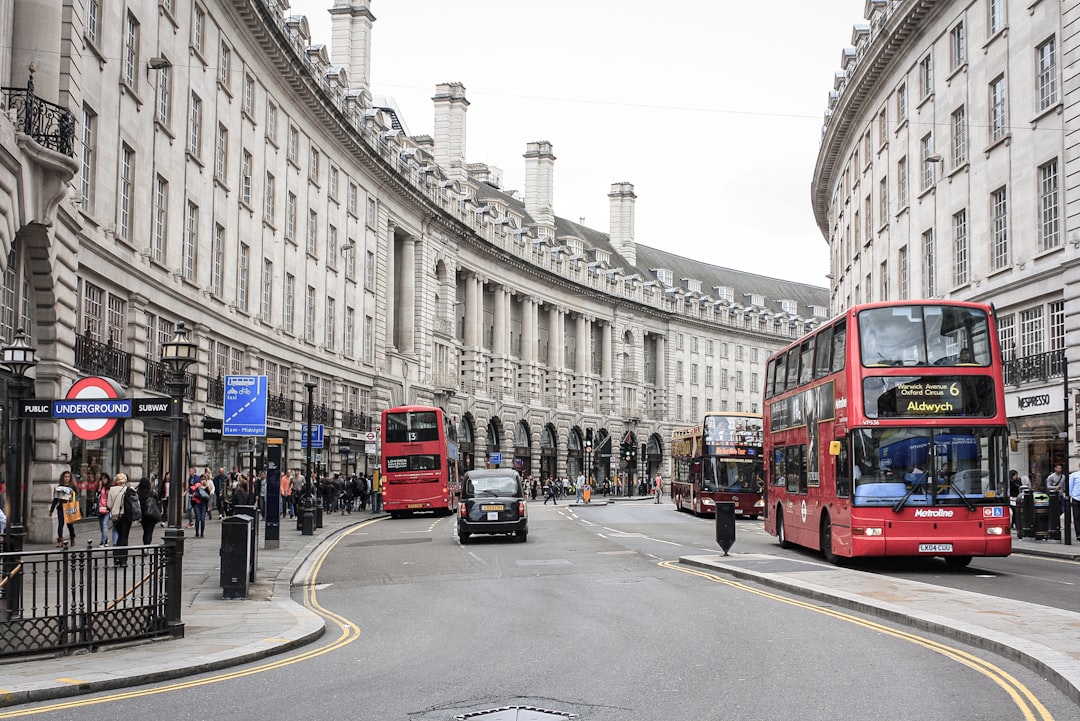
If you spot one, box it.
[458,469,528,543]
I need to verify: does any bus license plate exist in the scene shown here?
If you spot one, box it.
[918,543,953,553]
[481,504,504,512]
[408,504,424,509]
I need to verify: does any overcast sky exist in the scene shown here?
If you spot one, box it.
[288,1,866,287]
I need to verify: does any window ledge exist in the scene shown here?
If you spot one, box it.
[983,133,1011,157]
[982,27,1008,51]
[1030,102,1062,127]
[186,151,204,168]
[894,118,908,135]
[917,185,936,202]
[946,162,968,181]
[216,79,233,98]
[946,63,967,85]
[154,119,175,139]
[1033,244,1064,262]
[119,81,143,109]
[916,91,934,111]
[213,176,229,193]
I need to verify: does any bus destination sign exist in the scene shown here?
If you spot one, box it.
[863,375,996,418]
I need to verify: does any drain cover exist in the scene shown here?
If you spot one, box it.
[453,706,576,720]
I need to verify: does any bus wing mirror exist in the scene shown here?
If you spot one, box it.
[829,441,842,456]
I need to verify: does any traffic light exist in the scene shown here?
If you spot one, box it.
[621,441,632,463]
[585,428,593,452]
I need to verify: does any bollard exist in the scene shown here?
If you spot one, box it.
[302,506,315,535]
[715,501,736,555]
[1021,489,1035,539]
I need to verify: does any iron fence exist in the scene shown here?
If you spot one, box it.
[1003,349,1065,387]
[1,76,76,157]
[0,544,171,657]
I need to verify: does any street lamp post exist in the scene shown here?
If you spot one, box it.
[2,328,37,619]
[301,380,316,535]
[161,321,198,637]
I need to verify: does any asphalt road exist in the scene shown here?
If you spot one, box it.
[12,501,1076,721]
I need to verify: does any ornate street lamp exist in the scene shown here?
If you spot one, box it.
[2,328,37,619]
[160,321,197,636]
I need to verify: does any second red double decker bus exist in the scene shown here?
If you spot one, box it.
[762,300,1012,566]
[671,413,765,519]
[380,405,461,518]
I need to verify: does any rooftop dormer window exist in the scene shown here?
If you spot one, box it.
[653,268,674,287]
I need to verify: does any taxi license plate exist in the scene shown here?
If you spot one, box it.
[407,504,424,509]
[918,543,953,553]
[481,504,504,512]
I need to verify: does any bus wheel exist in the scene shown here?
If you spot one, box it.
[673,495,681,512]
[389,511,402,519]
[820,515,839,565]
[945,555,972,568]
[777,509,792,549]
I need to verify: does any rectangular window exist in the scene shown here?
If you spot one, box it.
[348,183,358,215]
[283,273,295,334]
[238,243,250,310]
[989,76,1007,142]
[192,5,204,53]
[107,295,125,345]
[864,195,873,241]
[1036,39,1058,111]
[83,282,104,341]
[80,106,96,210]
[287,126,298,163]
[1049,301,1064,351]
[953,209,968,286]
[286,192,297,240]
[183,201,198,281]
[366,196,377,227]
[998,314,1015,360]
[923,229,935,297]
[879,176,888,222]
[877,108,888,146]
[261,259,273,322]
[344,239,356,280]
[307,210,318,256]
[897,156,908,208]
[364,315,374,362]
[119,144,134,240]
[345,307,355,357]
[305,286,316,343]
[896,83,907,123]
[1020,307,1043,358]
[241,150,252,205]
[1038,159,1060,251]
[189,92,202,157]
[919,54,933,98]
[329,167,339,199]
[365,250,375,289]
[327,225,338,269]
[243,74,255,116]
[211,224,224,297]
[991,186,1009,269]
[123,13,139,89]
[899,245,909,299]
[880,259,889,301]
[264,172,275,223]
[325,296,335,350]
[156,65,171,125]
[989,0,1005,36]
[153,175,168,261]
[951,106,966,167]
[86,0,100,44]
[950,21,965,70]
[218,42,231,87]
[921,134,935,191]
[215,124,228,182]
[265,102,277,143]
[309,147,320,183]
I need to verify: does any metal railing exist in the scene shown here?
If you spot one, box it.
[1,545,171,657]
[1003,349,1066,387]
[144,357,193,399]
[75,333,133,384]
[1,76,75,157]
[340,409,371,431]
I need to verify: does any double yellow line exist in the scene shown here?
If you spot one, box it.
[0,519,379,718]
[659,560,1054,721]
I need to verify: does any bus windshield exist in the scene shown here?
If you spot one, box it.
[851,427,1007,508]
[384,411,441,443]
[701,458,764,493]
[858,305,992,368]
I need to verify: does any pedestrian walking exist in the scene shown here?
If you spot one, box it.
[576,471,585,503]
[136,477,161,545]
[189,472,210,538]
[107,473,136,566]
[49,470,80,548]
[543,480,558,505]
[653,472,664,503]
[1068,463,1080,543]
[96,472,113,545]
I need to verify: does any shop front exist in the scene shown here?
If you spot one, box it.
[1007,387,1066,486]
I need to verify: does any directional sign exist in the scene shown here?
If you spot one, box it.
[301,424,325,448]
[223,375,268,437]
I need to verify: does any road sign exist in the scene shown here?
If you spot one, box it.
[364,431,377,442]
[63,376,128,441]
[489,452,503,465]
[223,375,268,436]
[301,424,325,448]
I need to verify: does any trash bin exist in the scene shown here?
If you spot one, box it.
[232,504,259,581]
[1048,491,1062,541]
[220,514,252,599]
[1033,492,1050,539]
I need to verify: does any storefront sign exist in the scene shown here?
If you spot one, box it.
[1007,388,1064,416]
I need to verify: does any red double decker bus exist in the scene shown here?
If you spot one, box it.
[762,301,1012,566]
[670,413,765,519]
[381,405,461,518]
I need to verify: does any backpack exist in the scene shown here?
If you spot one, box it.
[123,487,142,522]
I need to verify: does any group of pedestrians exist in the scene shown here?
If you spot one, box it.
[1010,462,1080,541]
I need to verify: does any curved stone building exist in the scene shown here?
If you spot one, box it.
[0,0,827,541]
[812,0,1077,483]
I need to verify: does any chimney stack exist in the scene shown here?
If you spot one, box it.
[609,182,636,266]
[524,141,556,237]
[433,83,469,182]
[329,0,375,100]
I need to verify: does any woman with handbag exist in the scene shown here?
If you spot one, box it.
[189,474,210,538]
[136,477,162,544]
[49,470,80,548]
[96,472,113,546]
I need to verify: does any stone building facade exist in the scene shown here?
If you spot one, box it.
[812,0,1078,485]
[0,0,826,541]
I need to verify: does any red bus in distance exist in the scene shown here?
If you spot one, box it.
[670,413,765,519]
[762,301,1011,566]
[381,405,461,518]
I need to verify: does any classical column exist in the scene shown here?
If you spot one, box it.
[548,305,561,369]
[602,321,613,410]
[522,297,537,364]
[385,223,396,350]
[400,237,416,353]
[464,272,479,347]
[493,286,507,356]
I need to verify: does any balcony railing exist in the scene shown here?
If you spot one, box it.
[340,410,371,432]
[1003,349,1065,387]
[144,357,194,399]
[267,393,293,420]
[2,76,76,156]
[74,333,132,385]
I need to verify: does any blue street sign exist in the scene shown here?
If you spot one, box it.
[489,452,502,465]
[301,424,325,448]
[223,375,268,437]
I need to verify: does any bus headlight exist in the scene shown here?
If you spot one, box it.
[853,527,883,536]
[702,498,716,507]
[987,526,1005,535]
[754,499,765,509]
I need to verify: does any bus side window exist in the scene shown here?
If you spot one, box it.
[799,338,815,385]
[786,445,801,494]
[765,358,776,398]
[773,447,786,486]
[836,441,851,498]
[830,321,847,374]
[813,325,833,379]
[785,348,800,391]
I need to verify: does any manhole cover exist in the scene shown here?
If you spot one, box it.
[454,706,576,720]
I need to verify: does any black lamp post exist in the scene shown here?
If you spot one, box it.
[3,328,37,619]
[301,380,316,535]
[160,321,198,637]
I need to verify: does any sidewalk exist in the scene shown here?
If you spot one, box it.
[681,534,1080,706]
[0,507,380,707]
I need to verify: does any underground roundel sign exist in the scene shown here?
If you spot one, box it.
[60,376,130,441]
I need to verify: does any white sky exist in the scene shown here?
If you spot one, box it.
[288,1,866,287]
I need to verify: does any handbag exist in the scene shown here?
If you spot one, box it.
[144,494,163,521]
[62,498,82,523]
